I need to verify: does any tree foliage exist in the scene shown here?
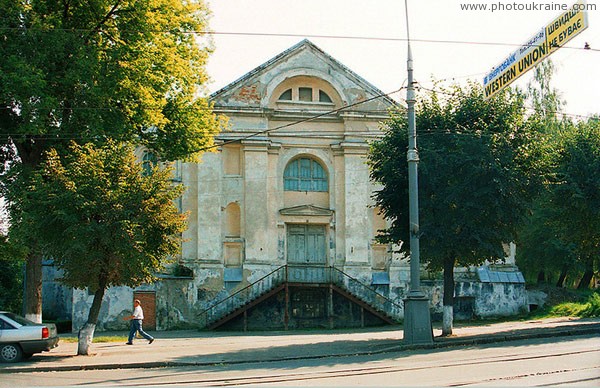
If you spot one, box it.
[0,235,27,313]
[0,0,220,165]
[516,62,599,289]
[370,83,539,265]
[11,141,187,290]
[7,141,187,354]
[0,0,221,319]
[548,119,600,288]
[369,83,540,333]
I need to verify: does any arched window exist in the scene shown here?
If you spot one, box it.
[278,89,292,101]
[284,158,328,192]
[142,151,158,176]
[319,90,332,103]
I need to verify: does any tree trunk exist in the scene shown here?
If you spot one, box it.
[441,256,456,336]
[77,322,96,356]
[24,253,43,323]
[536,270,546,285]
[77,283,106,356]
[16,158,46,325]
[577,267,594,290]
[556,266,568,288]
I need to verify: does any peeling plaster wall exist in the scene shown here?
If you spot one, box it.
[42,265,72,321]
[71,286,133,332]
[49,41,528,331]
[423,280,528,320]
[64,266,526,331]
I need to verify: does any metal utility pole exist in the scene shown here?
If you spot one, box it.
[403,0,433,345]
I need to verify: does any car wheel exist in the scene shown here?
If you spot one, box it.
[0,343,23,363]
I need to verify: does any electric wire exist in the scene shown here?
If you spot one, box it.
[208,87,404,152]
[0,27,597,52]
[0,88,406,150]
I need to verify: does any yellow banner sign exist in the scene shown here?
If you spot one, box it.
[546,2,588,54]
[484,0,589,99]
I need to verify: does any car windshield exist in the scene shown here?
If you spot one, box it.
[2,312,36,326]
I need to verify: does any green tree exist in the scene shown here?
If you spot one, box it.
[369,83,539,335]
[0,236,27,313]
[515,60,569,286]
[549,119,600,288]
[9,141,187,355]
[516,193,578,287]
[516,61,598,289]
[0,0,220,321]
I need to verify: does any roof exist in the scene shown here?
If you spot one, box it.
[210,39,398,109]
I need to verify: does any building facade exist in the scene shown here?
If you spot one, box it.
[44,40,527,332]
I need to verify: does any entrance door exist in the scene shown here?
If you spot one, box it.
[133,291,156,330]
[287,224,327,265]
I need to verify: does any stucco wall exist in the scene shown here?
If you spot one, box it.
[49,41,528,332]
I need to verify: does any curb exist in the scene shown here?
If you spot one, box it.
[2,324,598,374]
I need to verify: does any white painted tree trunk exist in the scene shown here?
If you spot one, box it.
[77,323,96,355]
[442,305,453,336]
[25,313,42,324]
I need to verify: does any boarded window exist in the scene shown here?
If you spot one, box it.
[299,87,312,102]
[319,90,332,103]
[278,89,292,100]
[284,158,328,192]
[133,292,156,330]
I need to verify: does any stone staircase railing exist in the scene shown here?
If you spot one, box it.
[197,265,403,329]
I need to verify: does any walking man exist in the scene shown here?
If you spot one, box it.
[123,299,154,345]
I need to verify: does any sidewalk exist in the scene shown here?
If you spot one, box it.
[1,317,598,374]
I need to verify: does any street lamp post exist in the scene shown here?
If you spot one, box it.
[403,0,433,345]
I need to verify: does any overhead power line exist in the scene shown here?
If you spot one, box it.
[0,27,597,52]
[0,88,406,149]
[198,87,405,152]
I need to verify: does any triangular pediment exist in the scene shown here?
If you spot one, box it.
[210,39,396,111]
[279,204,334,216]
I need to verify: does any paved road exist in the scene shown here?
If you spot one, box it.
[2,334,598,386]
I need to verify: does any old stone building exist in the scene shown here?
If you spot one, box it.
[44,40,527,331]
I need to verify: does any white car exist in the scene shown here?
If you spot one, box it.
[0,311,59,362]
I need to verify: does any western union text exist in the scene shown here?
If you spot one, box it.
[485,42,548,99]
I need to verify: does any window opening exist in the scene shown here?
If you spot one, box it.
[142,151,158,176]
[284,158,328,192]
[298,87,313,102]
[319,90,332,103]
[278,89,292,101]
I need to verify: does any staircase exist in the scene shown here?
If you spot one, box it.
[197,265,403,330]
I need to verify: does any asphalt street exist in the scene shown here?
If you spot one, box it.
[1,331,599,386]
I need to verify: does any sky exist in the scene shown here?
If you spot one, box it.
[205,0,599,119]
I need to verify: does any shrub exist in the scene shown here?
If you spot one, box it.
[549,291,600,318]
